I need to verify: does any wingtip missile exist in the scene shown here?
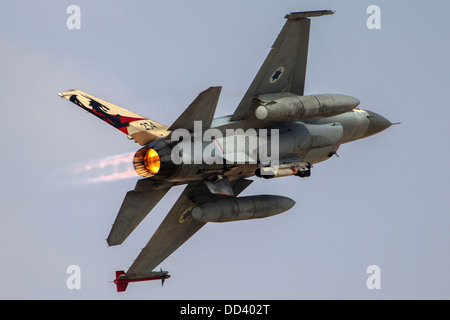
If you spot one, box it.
[285,10,335,20]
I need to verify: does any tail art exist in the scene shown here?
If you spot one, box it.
[58,90,170,145]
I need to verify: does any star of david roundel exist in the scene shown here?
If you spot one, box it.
[269,66,285,84]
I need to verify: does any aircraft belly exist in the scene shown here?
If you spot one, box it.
[303,145,340,164]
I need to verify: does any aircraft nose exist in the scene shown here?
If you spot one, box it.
[364,111,392,137]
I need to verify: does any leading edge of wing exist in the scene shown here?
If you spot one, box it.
[124,179,253,279]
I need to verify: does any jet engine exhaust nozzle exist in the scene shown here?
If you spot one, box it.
[133,140,180,179]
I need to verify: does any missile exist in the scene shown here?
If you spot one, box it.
[190,195,295,223]
[113,270,170,292]
[255,161,311,179]
[255,93,360,121]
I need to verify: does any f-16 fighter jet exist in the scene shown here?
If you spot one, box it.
[59,10,393,292]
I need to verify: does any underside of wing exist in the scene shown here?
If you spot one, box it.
[107,179,174,246]
[124,179,253,279]
[230,10,334,121]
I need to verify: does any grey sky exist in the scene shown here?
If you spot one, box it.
[0,0,449,299]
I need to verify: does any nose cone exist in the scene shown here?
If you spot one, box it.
[365,111,392,137]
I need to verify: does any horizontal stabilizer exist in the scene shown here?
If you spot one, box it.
[107,180,172,246]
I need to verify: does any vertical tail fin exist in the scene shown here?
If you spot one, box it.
[58,90,170,145]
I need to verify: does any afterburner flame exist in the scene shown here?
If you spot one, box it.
[133,146,160,178]
[144,148,160,174]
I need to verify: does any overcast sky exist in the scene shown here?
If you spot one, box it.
[0,0,449,299]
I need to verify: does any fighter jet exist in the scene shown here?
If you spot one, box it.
[59,10,393,292]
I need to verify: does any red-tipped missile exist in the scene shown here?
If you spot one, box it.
[113,270,170,292]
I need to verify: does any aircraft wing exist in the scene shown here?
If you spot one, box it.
[230,10,334,121]
[123,179,253,279]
